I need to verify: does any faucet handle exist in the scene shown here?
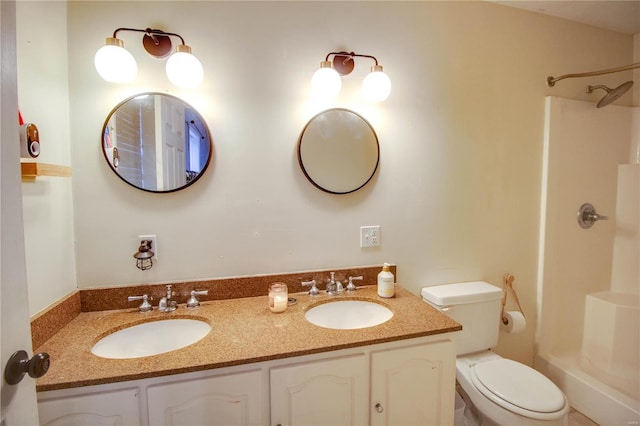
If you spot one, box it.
[347,276,363,291]
[128,294,153,312]
[301,280,320,296]
[186,290,209,308]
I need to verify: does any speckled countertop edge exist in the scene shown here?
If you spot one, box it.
[35,285,461,392]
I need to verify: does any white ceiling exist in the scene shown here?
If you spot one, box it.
[495,1,640,35]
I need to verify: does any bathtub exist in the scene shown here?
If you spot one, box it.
[536,291,640,426]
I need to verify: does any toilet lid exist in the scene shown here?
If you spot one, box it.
[471,358,566,415]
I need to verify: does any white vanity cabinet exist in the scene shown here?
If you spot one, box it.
[370,340,456,426]
[38,386,142,426]
[270,354,369,426]
[269,339,455,426]
[38,336,455,426]
[147,369,263,425]
[38,366,264,426]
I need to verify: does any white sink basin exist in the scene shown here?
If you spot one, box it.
[305,300,393,330]
[91,318,211,359]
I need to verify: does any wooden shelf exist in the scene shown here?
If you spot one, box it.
[21,161,72,182]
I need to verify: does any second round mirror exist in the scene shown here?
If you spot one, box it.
[298,108,379,194]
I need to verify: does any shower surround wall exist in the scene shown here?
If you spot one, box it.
[536,97,640,425]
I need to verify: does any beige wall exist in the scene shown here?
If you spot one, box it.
[18,1,76,316]
[18,1,634,365]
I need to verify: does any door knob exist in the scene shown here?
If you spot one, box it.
[4,350,50,385]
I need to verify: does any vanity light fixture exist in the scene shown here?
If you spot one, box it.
[133,240,155,271]
[311,51,391,102]
[94,27,204,88]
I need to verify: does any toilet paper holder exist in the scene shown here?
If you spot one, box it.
[501,274,525,325]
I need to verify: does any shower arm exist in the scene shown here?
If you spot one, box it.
[547,62,640,87]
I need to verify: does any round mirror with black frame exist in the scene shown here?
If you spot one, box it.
[297,108,379,194]
[101,92,212,193]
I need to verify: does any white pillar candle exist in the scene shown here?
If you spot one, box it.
[269,283,288,313]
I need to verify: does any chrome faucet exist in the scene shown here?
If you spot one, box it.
[128,294,153,312]
[346,275,363,292]
[158,284,177,312]
[186,290,209,308]
[301,279,320,296]
[326,272,340,295]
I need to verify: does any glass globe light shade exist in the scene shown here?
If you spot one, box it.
[94,38,137,84]
[362,65,391,102]
[166,45,204,88]
[311,61,342,100]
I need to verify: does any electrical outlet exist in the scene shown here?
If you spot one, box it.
[139,234,157,259]
[360,226,381,248]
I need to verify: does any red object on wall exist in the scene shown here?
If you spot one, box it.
[18,110,24,125]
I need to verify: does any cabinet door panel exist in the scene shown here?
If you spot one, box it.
[38,388,142,426]
[147,369,263,426]
[371,340,456,426]
[270,354,367,426]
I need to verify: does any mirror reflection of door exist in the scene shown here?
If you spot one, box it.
[101,93,212,193]
[158,95,186,190]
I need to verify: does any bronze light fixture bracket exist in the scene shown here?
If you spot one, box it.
[112,27,188,59]
[325,51,380,76]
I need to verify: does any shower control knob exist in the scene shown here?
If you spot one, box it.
[4,350,50,385]
[577,203,608,229]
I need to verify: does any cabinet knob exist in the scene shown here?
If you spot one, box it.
[375,403,384,413]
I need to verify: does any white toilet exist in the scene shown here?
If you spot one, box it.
[422,281,569,426]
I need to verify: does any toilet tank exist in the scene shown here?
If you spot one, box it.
[422,281,503,355]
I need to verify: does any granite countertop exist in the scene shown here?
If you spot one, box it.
[35,285,461,392]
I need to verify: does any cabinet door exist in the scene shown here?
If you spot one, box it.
[371,340,456,426]
[38,387,142,426]
[147,369,263,426]
[270,354,367,426]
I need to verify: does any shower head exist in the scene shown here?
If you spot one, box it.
[587,81,634,108]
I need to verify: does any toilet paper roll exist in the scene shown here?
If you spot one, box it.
[501,311,526,334]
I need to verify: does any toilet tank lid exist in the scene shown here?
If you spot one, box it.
[421,281,503,306]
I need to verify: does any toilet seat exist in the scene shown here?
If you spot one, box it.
[469,358,567,421]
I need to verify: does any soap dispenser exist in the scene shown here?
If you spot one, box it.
[377,263,395,298]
